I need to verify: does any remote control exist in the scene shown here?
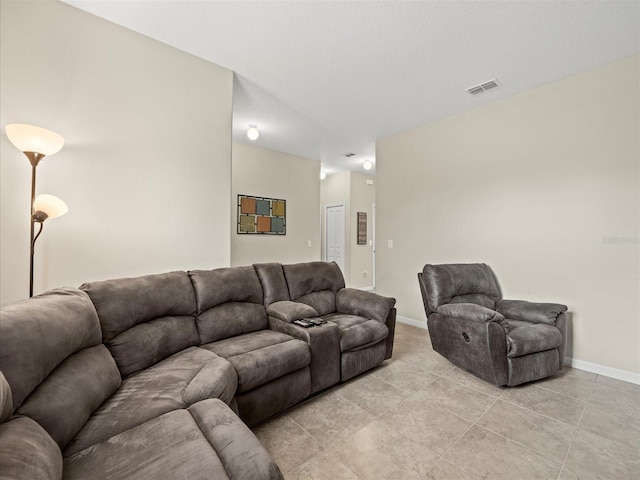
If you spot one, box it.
[293,319,313,328]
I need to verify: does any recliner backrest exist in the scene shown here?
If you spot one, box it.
[189,266,268,343]
[81,271,199,378]
[421,263,502,316]
[282,261,345,315]
[0,288,121,451]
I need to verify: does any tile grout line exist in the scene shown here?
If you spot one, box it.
[555,401,588,480]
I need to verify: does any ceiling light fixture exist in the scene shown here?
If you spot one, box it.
[363,160,373,171]
[247,125,259,141]
[320,171,326,180]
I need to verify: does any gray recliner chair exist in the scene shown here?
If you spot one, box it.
[417,263,568,386]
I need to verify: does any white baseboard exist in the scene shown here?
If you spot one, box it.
[566,357,640,386]
[397,315,428,330]
[396,316,639,385]
[358,286,375,291]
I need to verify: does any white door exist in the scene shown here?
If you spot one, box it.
[325,204,345,275]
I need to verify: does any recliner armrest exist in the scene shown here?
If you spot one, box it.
[266,301,318,323]
[336,288,396,323]
[496,300,567,325]
[436,303,509,332]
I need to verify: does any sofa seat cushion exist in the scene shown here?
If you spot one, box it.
[202,331,310,393]
[63,399,282,480]
[506,322,562,358]
[324,313,389,352]
[65,347,237,456]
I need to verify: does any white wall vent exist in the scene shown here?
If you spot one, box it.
[466,79,501,95]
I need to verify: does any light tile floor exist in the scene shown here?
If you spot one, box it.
[252,323,640,480]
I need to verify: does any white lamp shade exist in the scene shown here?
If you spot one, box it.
[33,194,68,220]
[247,125,259,141]
[5,124,64,156]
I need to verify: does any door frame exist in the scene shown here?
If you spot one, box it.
[324,202,346,275]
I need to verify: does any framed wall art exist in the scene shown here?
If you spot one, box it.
[237,194,286,235]
[357,212,367,245]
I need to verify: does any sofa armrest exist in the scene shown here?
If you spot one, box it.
[496,300,567,325]
[436,303,509,332]
[266,301,318,323]
[335,288,396,323]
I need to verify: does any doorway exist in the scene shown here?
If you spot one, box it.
[325,203,346,275]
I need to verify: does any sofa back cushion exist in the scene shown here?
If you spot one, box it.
[81,271,199,377]
[253,263,290,306]
[0,288,121,450]
[0,289,102,409]
[421,263,502,315]
[189,267,268,343]
[283,262,345,316]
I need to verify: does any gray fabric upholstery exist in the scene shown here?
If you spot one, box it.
[190,267,269,343]
[17,345,121,450]
[421,264,501,315]
[497,299,568,325]
[203,331,310,393]
[189,267,264,312]
[268,317,341,394]
[108,315,200,377]
[235,368,310,427]
[428,312,509,386]
[0,416,62,480]
[507,349,560,386]
[65,400,283,480]
[295,290,337,316]
[419,263,567,387]
[283,261,345,300]
[506,323,563,358]
[189,399,283,480]
[81,271,197,342]
[384,308,397,360]
[0,372,13,423]
[436,303,509,332]
[335,288,396,323]
[82,272,199,377]
[324,313,389,352]
[253,263,290,306]
[65,347,237,456]
[0,288,101,410]
[266,301,319,322]
[341,342,387,382]
[196,303,268,343]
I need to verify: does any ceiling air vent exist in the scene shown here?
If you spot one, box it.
[466,79,501,96]
[344,153,355,157]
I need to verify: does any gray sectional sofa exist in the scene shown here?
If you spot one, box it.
[0,261,396,480]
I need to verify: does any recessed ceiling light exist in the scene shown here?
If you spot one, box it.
[320,171,327,180]
[247,125,259,140]
[363,160,373,170]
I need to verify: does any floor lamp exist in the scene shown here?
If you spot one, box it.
[5,124,67,298]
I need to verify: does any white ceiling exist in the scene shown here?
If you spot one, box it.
[63,0,639,175]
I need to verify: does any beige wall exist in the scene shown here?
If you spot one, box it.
[231,142,321,266]
[0,0,233,304]
[349,172,375,288]
[320,171,375,287]
[376,56,639,375]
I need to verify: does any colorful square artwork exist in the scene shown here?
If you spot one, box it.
[237,195,286,235]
